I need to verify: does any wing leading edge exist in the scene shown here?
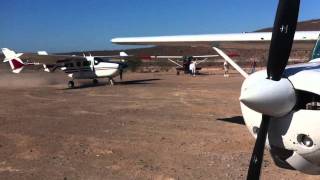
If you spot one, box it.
[112,31,320,47]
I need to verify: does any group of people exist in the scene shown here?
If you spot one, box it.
[182,56,197,76]
[187,59,257,77]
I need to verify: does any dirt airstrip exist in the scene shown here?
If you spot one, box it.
[0,69,318,180]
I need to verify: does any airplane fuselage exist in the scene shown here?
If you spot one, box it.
[60,57,124,80]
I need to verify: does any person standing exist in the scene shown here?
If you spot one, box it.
[251,59,257,74]
[223,61,229,77]
[189,61,196,76]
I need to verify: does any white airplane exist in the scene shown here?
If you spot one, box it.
[112,0,320,178]
[1,48,129,88]
[145,55,219,75]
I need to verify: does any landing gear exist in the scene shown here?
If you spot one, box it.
[176,71,180,75]
[108,78,114,86]
[68,81,75,88]
[93,79,98,84]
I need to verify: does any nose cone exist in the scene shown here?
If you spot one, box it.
[240,78,296,117]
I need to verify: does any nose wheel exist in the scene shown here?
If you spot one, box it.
[93,79,98,84]
[68,81,75,88]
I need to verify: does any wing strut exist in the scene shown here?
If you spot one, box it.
[168,58,183,67]
[213,47,249,78]
[195,58,208,65]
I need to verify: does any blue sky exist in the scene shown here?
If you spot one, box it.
[0,0,319,52]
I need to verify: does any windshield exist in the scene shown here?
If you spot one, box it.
[94,57,110,65]
[311,35,320,60]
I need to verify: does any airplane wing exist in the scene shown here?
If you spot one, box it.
[112,31,320,78]
[150,55,219,59]
[13,52,131,65]
[193,55,219,58]
[93,51,132,59]
[21,53,86,64]
[112,31,320,48]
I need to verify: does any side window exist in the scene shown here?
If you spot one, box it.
[65,63,74,67]
[83,61,91,67]
[94,58,103,65]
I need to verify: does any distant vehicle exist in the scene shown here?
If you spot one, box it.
[1,48,128,88]
[147,55,219,75]
[112,0,320,178]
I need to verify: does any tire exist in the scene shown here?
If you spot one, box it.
[68,81,75,88]
[93,79,98,84]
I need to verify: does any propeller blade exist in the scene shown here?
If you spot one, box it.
[247,115,270,180]
[267,0,300,81]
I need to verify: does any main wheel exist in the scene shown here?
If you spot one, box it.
[176,71,180,75]
[68,81,75,88]
[93,79,98,84]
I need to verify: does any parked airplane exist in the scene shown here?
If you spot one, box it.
[145,55,219,75]
[1,48,129,88]
[112,0,320,178]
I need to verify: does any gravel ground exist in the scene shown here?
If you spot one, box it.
[0,70,318,180]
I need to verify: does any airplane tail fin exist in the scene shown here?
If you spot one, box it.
[120,51,128,57]
[8,59,25,73]
[2,48,25,73]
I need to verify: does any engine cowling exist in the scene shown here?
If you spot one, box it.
[241,68,320,174]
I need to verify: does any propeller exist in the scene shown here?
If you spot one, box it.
[244,0,300,179]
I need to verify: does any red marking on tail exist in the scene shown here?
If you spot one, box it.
[227,53,240,58]
[138,55,152,60]
[12,59,24,69]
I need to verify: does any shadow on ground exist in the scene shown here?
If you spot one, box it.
[117,78,161,85]
[217,116,245,125]
[63,78,161,90]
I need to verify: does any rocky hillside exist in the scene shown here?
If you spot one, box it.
[256,19,320,32]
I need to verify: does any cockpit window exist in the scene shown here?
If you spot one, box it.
[94,57,110,65]
[65,63,74,67]
[311,35,320,60]
[94,57,104,61]
[83,61,91,66]
[94,57,103,65]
